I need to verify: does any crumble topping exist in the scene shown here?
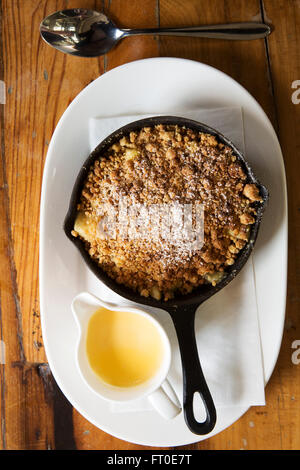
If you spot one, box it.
[72,124,262,301]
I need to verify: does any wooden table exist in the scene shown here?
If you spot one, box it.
[0,0,299,451]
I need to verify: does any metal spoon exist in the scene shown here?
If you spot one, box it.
[40,9,271,58]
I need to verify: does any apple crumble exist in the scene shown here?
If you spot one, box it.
[71,124,263,301]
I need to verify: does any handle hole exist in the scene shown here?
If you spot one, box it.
[193,391,207,423]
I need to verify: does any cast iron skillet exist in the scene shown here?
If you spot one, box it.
[64,116,268,435]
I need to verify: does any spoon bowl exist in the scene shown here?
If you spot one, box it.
[40,8,272,58]
[40,9,123,57]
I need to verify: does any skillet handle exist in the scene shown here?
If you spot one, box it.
[171,306,216,435]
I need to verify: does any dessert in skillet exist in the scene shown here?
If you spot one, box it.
[71,124,263,301]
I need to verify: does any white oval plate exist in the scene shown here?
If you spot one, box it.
[39,58,287,447]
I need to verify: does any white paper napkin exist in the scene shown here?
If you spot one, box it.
[87,108,266,415]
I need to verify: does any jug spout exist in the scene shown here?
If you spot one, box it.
[71,292,102,329]
[71,292,122,329]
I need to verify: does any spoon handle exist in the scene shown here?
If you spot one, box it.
[122,22,271,40]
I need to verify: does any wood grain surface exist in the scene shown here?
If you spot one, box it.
[0,0,299,450]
